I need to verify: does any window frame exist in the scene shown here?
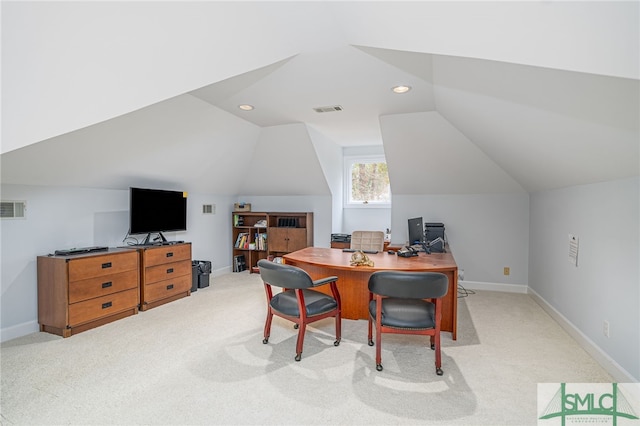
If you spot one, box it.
[343,154,391,208]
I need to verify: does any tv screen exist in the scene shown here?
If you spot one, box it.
[408,217,424,245]
[129,187,187,235]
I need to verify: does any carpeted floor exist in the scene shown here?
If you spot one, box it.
[0,271,613,425]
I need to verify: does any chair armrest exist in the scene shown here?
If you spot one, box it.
[312,276,338,287]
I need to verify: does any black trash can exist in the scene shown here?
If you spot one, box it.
[193,260,212,289]
[191,261,199,292]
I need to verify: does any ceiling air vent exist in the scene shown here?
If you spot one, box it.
[1,201,26,219]
[313,105,343,113]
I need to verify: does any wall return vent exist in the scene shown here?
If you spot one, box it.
[1,201,27,219]
[313,105,343,113]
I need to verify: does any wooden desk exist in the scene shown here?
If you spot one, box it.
[283,247,458,339]
[330,241,391,251]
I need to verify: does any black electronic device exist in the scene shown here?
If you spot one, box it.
[342,248,378,254]
[408,217,424,245]
[331,233,351,243]
[425,222,446,253]
[54,246,109,256]
[129,187,187,244]
[397,246,419,257]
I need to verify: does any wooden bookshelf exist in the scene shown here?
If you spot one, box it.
[232,211,313,273]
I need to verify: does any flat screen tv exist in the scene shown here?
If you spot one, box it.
[408,217,424,245]
[129,187,187,243]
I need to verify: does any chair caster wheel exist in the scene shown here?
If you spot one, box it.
[368,340,374,346]
[295,353,302,361]
[436,368,443,376]
[334,339,340,346]
[262,338,268,344]
[293,324,299,329]
[376,364,383,371]
[431,343,435,350]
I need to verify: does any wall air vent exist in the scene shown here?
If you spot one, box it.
[202,204,215,215]
[1,201,26,219]
[313,105,343,113]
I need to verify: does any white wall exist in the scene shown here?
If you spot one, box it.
[0,184,233,342]
[2,1,321,153]
[392,193,530,289]
[333,1,639,80]
[529,177,639,381]
[381,112,525,194]
[307,126,344,234]
[239,124,331,197]
[343,207,391,237]
[5,2,638,155]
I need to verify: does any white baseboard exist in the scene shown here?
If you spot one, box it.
[528,288,637,383]
[458,280,528,294]
[1,320,39,343]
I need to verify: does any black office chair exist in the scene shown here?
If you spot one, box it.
[367,271,449,375]
[257,259,342,361]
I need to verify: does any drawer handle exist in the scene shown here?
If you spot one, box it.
[167,268,174,274]
[101,281,113,289]
[102,301,112,309]
[101,262,112,269]
[166,252,174,258]
[167,284,174,290]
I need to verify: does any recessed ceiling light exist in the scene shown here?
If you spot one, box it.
[238,104,254,111]
[392,85,411,94]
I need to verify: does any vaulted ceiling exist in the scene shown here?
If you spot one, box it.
[2,2,638,195]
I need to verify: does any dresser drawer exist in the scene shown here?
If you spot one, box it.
[69,269,138,304]
[68,288,139,326]
[68,251,138,282]
[144,259,191,284]
[143,275,191,304]
[144,245,191,267]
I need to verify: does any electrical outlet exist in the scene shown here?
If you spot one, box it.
[603,320,610,338]
[503,267,510,276]
[458,269,464,281]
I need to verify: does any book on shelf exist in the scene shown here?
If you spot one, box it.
[254,232,267,251]
[233,254,246,272]
[235,232,250,248]
[233,214,244,227]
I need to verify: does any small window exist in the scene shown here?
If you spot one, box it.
[344,156,391,207]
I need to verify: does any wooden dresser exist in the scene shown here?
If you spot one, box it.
[136,243,192,311]
[37,248,140,337]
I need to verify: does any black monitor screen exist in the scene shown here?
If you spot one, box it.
[129,187,187,234]
[408,217,424,245]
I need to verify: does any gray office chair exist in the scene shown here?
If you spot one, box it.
[367,270,449,375]
[350,230,385,252]
[257,259,342,361]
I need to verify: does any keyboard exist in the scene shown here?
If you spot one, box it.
[54,246,109,256]
[342,248,378,254]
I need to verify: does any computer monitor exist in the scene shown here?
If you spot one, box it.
[408,217,424,245]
